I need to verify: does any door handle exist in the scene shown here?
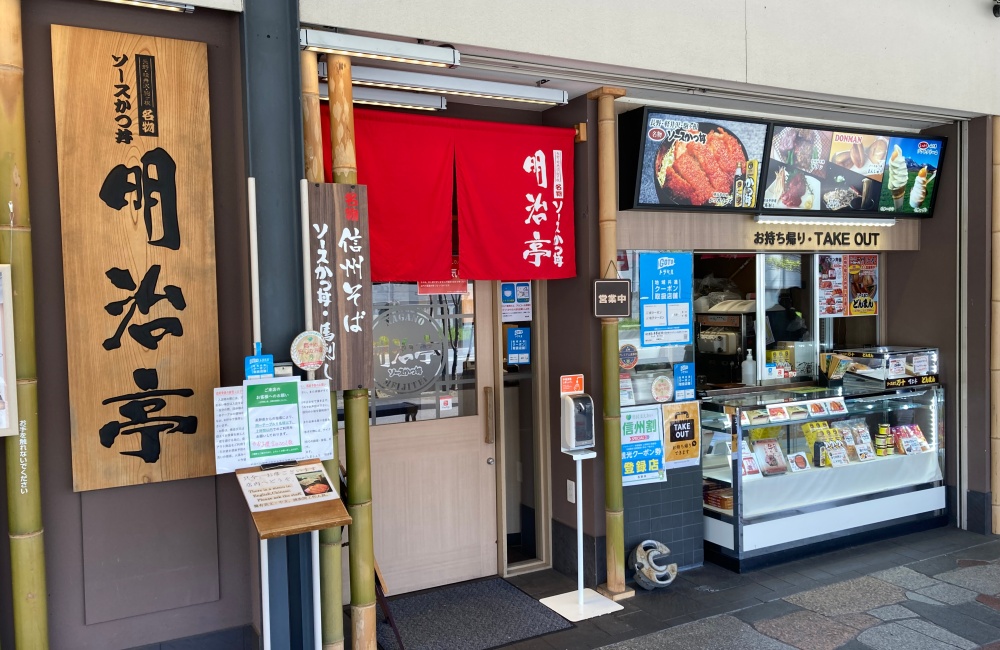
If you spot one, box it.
[483,386,495,444]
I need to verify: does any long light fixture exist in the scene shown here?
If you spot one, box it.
[350,65,568,106]
[754,215,896,227]
[301,29,459,68]
[319,83,447,111]
[95,0,194,11]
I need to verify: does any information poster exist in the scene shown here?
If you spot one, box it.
[507,327,530,364]
[214,379,335,474]
[501,282,532,322]
[237,461,339,513]
[635,110,768,209]
[638,252,693,348]
[621,405,666,485]
[818,254,878,317]
[246,379,302,459]
[662,402,701,470]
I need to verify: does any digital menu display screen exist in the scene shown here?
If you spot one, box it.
[762,124,945,216]
[628,109,769,211]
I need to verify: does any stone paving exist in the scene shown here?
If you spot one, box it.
[599,534,1000,650]
[506,528,1000,650]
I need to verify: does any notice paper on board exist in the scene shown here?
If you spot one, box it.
[214,379,335,474]
[237,460,339,513]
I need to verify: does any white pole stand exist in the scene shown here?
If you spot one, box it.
[540,449,623,622]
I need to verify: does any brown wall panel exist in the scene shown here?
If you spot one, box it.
[0,1,254,648]
[886,123,961,492]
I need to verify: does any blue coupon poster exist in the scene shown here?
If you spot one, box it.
[507,327,530,364]
[621,405,666,485]
[638,252,693,348]
[673,363,695,402]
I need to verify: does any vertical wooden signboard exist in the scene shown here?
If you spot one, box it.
[51,26,221,491]
[306,184,374,390]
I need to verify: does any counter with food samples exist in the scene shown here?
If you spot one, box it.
[699,382,945,569]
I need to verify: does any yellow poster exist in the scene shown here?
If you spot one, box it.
[662,401,701,469]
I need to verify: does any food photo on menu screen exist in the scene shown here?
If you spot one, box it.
[763,126,889,213]
[877,136,944,215]
[636,111,768,210]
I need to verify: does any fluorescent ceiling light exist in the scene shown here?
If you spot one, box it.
[350,65,568,106]
[319,83,447,111]
[755,215,896,227]
[95,0,194,11]
[301,29,459,68]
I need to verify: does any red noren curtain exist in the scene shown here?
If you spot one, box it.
[321,105,576,282]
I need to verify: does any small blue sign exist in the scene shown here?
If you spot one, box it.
[673,363,696,402]
[245,354,274,379]
[507,327,531,364]
[501,282,516,304]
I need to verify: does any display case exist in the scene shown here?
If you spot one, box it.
[833,346,940,390]
[701,384,945,570]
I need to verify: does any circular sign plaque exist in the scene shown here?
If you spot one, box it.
[290,331,327,372]
[373,308,444,395]
[619,344,639,370]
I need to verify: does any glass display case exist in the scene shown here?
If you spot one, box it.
[701,384,945,570]
[834,346,940,390]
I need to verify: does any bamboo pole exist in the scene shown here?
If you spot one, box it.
[326,54,376,650]
[0,0,49,645]
[301,50,346,650]
[587,86,633,601]
[991,115,1000,534]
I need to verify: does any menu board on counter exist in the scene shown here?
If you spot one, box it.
[762,124,945,217]
[620,108,769,211]
[818,254,878,317]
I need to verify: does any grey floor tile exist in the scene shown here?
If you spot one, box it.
[599,614,796,650]
[834,640,870,650]
[914,582,978,605]
[905,591,944,605]
[785,577,906,616]
[732,599,805,625]
[870,566,940,590]
[899,599,1000,646]
[896,619,978,649]
[856,621,959,650]
[905,555,959,577]
[952,600,1000,628]
[868,604,918,621]
[935,563,1000,595]
[950,540,1000,563]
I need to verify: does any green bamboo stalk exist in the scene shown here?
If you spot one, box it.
[0,0,49,645]
[301,49,345,650]
[602,320,625,590]
[328,53,376,650]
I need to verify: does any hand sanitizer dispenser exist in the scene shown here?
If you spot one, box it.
[561,394,595,452]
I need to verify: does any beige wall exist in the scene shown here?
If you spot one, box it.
[300,0,1000,117]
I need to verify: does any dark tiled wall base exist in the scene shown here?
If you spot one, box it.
[129,624,259,650]
[967,490,993,535]
[552,519,606,587]
[623,465,704,574]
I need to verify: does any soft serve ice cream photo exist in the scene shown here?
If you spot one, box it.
[878,136,943,214]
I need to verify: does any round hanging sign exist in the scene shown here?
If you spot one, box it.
[619,344,639,370]
[290,331,327,372]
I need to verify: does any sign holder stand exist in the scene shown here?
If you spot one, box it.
[540,448,622,621]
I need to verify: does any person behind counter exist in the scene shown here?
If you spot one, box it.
[768,287,808,342]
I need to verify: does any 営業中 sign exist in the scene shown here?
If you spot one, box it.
[593,279,632,318]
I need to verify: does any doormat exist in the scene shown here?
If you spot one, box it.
[375,577,573,650]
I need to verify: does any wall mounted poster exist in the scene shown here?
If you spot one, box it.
[632,110,768,210]
[52,26,220,491]
[638,252,693,348]
[763,125,944,217]
[621,405,665,485]
[818,254,878,317]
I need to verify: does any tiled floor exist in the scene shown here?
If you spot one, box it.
[505,527,1000,650]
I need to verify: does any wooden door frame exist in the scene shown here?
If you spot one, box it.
[495,280,553,577]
